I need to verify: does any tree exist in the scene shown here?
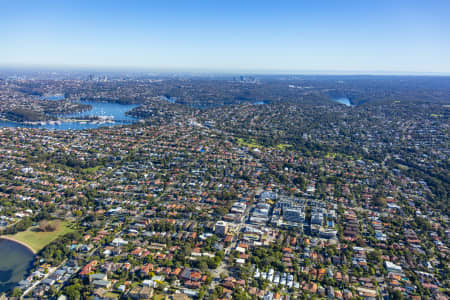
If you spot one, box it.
[199,260,209,273]
[39,220,49,231]
[233,287,250,300]
[390,289,404,300]
[367,250,381,264]
[373,195,387,208]
[11,288,22,297]
[64,284,81,300]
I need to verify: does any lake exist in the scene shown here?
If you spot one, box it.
[333,97,353,106]
[0,100,140,130]
[0,239,35,293]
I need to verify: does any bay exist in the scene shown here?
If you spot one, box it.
[0,239,35,293]
[0,100,139,130]
[333,97,353,106]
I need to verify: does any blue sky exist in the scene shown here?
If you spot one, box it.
[2,0,450,73]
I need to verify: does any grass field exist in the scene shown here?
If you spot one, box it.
[104,292,121,298]
[5,221,74,253]
[153,294,166,300]
[276,143,292,150]
[237,137,263,148]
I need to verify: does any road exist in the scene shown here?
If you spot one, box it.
[21,259,67,299]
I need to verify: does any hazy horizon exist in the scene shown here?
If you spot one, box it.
[2,63,450,77]
[3,0,450,74]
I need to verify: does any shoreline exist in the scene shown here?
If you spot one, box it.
[0,236,37,254]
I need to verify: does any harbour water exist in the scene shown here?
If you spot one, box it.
[333,97,353,106]
[0,100,139,130]
[0,239,35,293]
[253,101,269,105]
